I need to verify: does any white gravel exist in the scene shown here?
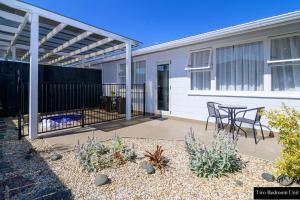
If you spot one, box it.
[26,137,293,200]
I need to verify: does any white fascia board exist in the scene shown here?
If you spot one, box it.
[5,13,29,59]
[0,10,25,23]
[94,10,300,64]
[48,37,114,65]
[0,0,138,45]
[63,43,126,65]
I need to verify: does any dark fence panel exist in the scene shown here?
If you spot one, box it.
[0,61,102,117]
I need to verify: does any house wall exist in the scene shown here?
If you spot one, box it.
[97,22,300,126]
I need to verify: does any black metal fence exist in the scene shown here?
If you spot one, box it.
[19,82,145,137]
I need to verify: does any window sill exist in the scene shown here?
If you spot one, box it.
[187,90,300,99]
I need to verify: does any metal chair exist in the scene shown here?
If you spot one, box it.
[205,102,229,130]
[235,107,265,144]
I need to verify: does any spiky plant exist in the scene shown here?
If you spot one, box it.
[145,145,167,173]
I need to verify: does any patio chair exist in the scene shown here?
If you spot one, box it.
[235,107,265,144]
[205,102,229,130]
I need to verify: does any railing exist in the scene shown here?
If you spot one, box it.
[18,82,145,136]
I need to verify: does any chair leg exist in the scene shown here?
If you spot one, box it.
[253,125,257,144]
[205,116,210,130]
[260,122,265,140]
[237,122,242,135]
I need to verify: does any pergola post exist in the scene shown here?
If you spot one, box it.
[125,42,132,120]
[29,12,39,140]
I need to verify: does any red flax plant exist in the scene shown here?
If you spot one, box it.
[145,145,167,173]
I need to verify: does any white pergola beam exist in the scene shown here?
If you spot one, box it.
[63,43,126,65]
[0,34,14,41]
[4,13,29,59]
[0,25,18,34]
[1,0,135,44]
[48,37,114,65]
[125,42,132,120]
[0,10,25,23]
[21,23,67,60]
[29,12,39,140]
[38,31,92,62]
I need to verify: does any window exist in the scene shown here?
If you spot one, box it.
[216,41,264,91]
[186,49,212,90]
[118,60,146,84]
[269,35,300,91]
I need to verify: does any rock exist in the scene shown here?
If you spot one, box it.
[51,153,62,161]
[140,161,149,169]
[146,164,155,174]
[234,180,243,186]
[277,174,294,186]
[261,173,275,182]
[95,174,109,186]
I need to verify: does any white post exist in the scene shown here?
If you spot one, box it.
[29,13,39,140]
[11,46,16,61]
[125,42,132,120]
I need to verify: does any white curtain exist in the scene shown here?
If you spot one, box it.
[216,41,264,91]
[119,61,146,84]
[191,71,211,90]
[190,50,210,68]
[271,35,300,91]
[133,61,146,84]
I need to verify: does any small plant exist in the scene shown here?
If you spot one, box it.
[145,145,167,173]
[75,134,136,172]
[185,128,243,178]
[264,104,300,182]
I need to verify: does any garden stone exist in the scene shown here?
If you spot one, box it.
[146,164,155,174]
[95,174,109,186]
[140,161,149,169]
[261,173,275,182]
[234,180,243,186]
[277,174,294,186]
[51,153,62,161]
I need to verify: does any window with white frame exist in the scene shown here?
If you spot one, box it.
[216,41,264,91]
[186,49,212,90]
[118,60,146,84]
[269,34,300,91]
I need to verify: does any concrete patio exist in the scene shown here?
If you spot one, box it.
[40,116,281,161]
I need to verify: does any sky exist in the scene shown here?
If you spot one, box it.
[22,0,300,48]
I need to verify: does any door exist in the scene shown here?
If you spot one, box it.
[157,64,169,111]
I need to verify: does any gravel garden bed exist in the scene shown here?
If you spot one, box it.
[24,136,294,200]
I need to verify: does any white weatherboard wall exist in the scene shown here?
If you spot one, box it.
[99,22,300,126]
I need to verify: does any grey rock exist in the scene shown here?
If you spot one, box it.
[277,174,294,186]
[51,153,62,161]
[95,174,109,186]
[261,172,275,182]
[140,161,149,169]
[146,164,155,174]
[234,180,243,186]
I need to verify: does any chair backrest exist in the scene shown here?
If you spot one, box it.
[255,107,265,122]
[207,102,220,117]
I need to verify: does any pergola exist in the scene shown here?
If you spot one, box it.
[0,0,140,139]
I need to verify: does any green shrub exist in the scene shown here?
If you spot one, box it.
[185,128,243,178]
[75,134,136,172]
[264,104,300,182]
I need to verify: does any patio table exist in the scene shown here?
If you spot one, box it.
[218,104,247,134]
